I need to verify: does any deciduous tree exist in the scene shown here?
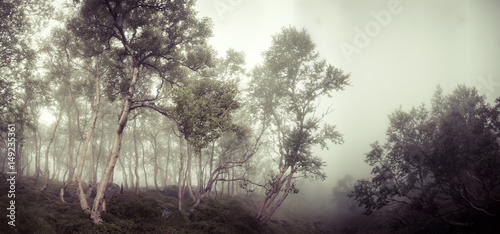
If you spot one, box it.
[350,85,500,226]
[250,27,349,224]
[69,0,213,223]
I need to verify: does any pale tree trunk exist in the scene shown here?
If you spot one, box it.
[164,133,171,189]
[140,139,149,190]
[90,59,138,224]
[220,171,225,198]
[153,135,159,191]
[231,168,235,197]
[26,151,31,177]
[94,119,104,184]
[177,131,185,210]
[53,153,60,181]
[256,165,290,221]
[256,166,295,225]
[214,177,218,197]
[198,152,203,195]
[160,165,166,189]
[208,141,215,197]
[119,157,128,190]
[65,62,86,184]
[32,129,40,187]
[127,157,134,191]
[260,170,294,224]
[227,169,230,197]
[134,119,140,195]
[60,185,66,203]
[40,104,64,193]
[75,55,100,215]
[67,103,75,184]
[87,120,95,189]
[189,171,219,214]
[15,121,25,185]
[186,145,196,201]
[188,135,263,215]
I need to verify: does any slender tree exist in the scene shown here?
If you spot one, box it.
[250,27,349,224]
[69,0,213,223]
[40,101,65,193]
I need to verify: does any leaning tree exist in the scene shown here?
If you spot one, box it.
[69,0,214,224]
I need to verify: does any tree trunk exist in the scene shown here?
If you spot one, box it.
[227,169,230,197]
[256,165,289,221]
[87,122,95,188]
[257,167,295,225]
[189,166,222,214]
[186,145,196,201]
[127,155,134,191]
[134,119,140,195]
[119,157,128,190]
[90,61,138,224]
[198,152,203,195]
[208,141,214,197]
[15,121,25,185]
[60,184,66,203]
[153,136,159,191]
[75,56,100,215]
[220,175,225,198]
[177,131,184,210]
[67,102,75,184]
[140,139,148,190]
[40,105,64,193]
[165,132,171,189]
[231,168,235,197]
[26,151,31,177]
[32,129,40,187]
[94,119,104,184]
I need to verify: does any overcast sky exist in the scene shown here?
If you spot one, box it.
[34,0,500,206]
[193,0,500,197]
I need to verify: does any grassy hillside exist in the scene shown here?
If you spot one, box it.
[4,174,496,233]
[0,175,335,233]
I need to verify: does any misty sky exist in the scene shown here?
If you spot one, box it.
[193,0,500,197]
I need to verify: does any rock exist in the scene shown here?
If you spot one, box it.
[313,221,322,230]
[86,183,121,200]
[270,219,289,227]
[105,183,120,199]
[161,206,172,219]
[163,185,178,198]
[162,185,199,200]
[64,182,78,198]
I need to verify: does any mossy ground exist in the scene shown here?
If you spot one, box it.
[0,175,333,234]
[3,175,497,233]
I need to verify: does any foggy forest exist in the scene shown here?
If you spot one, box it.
[1,0,500,233]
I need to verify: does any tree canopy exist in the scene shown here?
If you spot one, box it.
[350,85,500,226]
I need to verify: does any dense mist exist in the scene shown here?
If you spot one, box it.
[1,0,500,233]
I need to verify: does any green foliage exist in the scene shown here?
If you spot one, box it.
[250,26,350,180]
[173,77,241,153]
[350,85,500,226]
[0,0,52,134]
[69,0,214,100]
